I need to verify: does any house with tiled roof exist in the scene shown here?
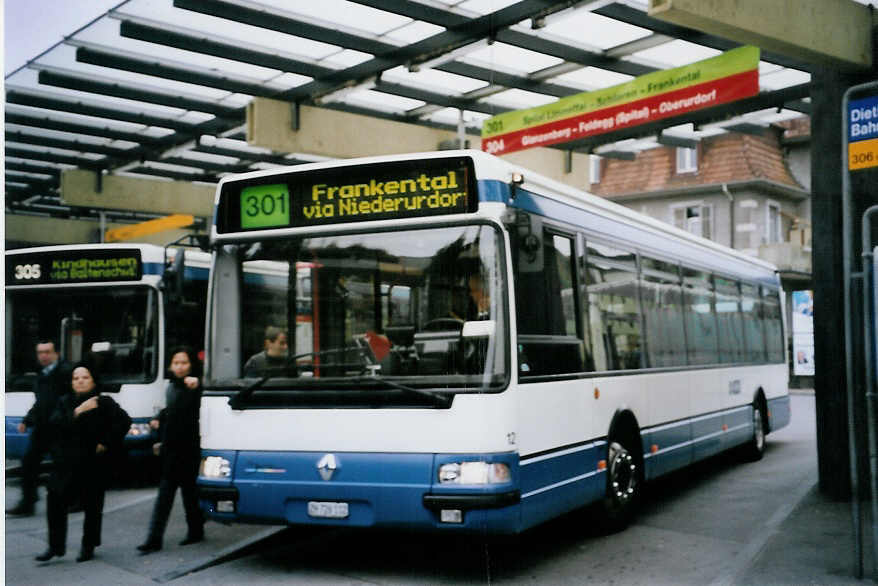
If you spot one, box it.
[588,117,812,292]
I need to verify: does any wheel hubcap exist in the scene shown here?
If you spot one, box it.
[754,408,765,451]
[608,441,637,505]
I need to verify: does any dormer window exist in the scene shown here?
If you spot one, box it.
[676,146,698,173]
[589,154,601,184]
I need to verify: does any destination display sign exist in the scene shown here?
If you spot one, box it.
[217,157,477,233]
[481,46,760,156]
[6,248,143,285]
[848,94,878,171]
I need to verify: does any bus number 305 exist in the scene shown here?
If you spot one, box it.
[14,264,41,280]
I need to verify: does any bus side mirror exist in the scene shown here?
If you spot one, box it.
[515,212,544,273]
[162,248,185,303]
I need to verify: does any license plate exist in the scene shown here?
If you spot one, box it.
[307,501,349,519]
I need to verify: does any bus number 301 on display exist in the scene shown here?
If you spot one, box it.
[196,150,790,535]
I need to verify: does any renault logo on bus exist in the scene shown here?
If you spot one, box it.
[317,454,338,481]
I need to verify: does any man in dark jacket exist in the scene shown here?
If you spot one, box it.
[7,340,72,516]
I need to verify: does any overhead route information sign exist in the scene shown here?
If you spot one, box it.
[848,95,878,170]
[481,46,760,156]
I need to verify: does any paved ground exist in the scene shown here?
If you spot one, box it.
[5,392,873,584]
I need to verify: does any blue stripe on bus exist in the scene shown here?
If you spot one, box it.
[142,261,209,280]
[767,395,791,431]
[518,441,604,531]
[5,416,29,459]
[642,405,757,479]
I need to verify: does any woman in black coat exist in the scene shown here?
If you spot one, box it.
[36,363,131,563]
[138,346,205,553]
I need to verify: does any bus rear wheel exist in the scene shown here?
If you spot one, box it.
[741,400,767,462]
[597,434,642,532]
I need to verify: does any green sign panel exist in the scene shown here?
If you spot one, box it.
[240,184,291,229]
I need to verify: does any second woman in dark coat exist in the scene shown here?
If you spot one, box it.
[138,346,205,553]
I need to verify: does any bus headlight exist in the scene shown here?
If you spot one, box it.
[200,456,232,478]
[128,423,151,437]
[438,462,511,484]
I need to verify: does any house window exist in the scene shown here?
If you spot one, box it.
[672,203,713,239]
[767,201,782,243]
[589,154,601,184]
[676,146,698,173]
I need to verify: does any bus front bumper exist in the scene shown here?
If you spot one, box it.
[197,450,522,534]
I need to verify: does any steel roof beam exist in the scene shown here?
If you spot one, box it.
[6,130,146,159]
[5,161,62,178]
[6,147,103,169]
[161,156,252,174]
[118,20,334,80]
[6,172,59,190]
[191,143,303,167]
[436,61,582,98]
[38,69,244,120]
[5,89,201,132]
[74,46,284,100]
[123,166,218,183]
[6,112,164,145]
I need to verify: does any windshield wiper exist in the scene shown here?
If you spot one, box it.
[228,346,363,409]
[349,375,452,408]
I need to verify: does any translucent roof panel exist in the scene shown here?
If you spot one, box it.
[628,39,722,68]
[552,67,635,92]
[479,88,558,111]
[383,66,489,96]
[541,10,652,50]
[456,0,521,15]
[262,0,412,35]
[462,42,564,74]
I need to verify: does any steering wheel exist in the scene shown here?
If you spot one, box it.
[421,317,464,332]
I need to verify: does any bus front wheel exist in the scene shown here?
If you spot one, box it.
[597,432,643,532]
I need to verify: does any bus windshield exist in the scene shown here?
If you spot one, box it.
[6,286,159,388]
[210,224,507,390]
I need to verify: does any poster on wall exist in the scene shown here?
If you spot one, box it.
[792,290,814,376]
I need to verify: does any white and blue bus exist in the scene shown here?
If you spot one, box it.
[197,150,790,534]
[5,243,209,462]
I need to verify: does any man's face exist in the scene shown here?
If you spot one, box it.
[36,343,58,368]
[266,333,288,358]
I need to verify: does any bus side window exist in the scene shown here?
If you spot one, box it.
[514,231,584,376]
[762,287,785,363]
[640,257,685,368]
[682,268,718,365]
[740,283,765,363]
[715,277,745,364]
[584,241,642,371]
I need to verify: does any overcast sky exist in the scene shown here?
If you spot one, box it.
[4,0,122,75]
